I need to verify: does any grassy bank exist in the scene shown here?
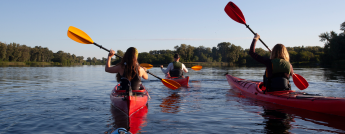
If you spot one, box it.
[0,62,27,66]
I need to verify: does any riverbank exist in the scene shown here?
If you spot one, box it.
[0,62,83,66]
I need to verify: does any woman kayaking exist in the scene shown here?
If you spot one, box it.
[249,33,294,92]
[105,47,148,90]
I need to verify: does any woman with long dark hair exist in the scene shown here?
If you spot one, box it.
[105,47,148,90]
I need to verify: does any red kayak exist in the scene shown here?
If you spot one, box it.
[110,84,149,116]
[225,74,345,117]
[110,105,148,134]
[166,76,189,87]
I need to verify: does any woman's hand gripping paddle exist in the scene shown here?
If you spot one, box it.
[67,26,181,90]
[224,2,309,90]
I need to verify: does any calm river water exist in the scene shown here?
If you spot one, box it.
[1,66,345,134]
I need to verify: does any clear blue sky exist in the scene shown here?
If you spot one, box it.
[1,0,344,59]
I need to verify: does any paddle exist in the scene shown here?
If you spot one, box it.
[139,63,153,69]
[292,73,309,90]
[190,65,202,71]
[67,26,181,90]
[140,63,203,71]
[224,2,271,52]
[224,2,309,90]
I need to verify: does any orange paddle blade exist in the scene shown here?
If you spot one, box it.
[67,26,94,44]
[140,63,153,69]
[191,65,202,71]
[293,73,309,90]
[161,79,181,90]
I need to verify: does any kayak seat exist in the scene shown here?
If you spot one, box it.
[259,83,266,91]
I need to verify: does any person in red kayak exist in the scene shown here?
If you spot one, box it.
[160,54,188,78]
[105,47,148,90]
[249,33,294,92]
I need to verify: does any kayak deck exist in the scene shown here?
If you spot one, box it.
[226,74,345,117]
[110,84,149,116]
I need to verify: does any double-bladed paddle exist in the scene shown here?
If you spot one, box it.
[224,1,309,90]
[67,26,181,90]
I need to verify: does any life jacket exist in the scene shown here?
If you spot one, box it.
[118,67,142,91]
[169,61,184,78]
[263,58,291,92]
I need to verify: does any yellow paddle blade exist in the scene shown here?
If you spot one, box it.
[140,63,153,69]
[67,26,94,44]
[161,79,181,90]
[191,65,202,71]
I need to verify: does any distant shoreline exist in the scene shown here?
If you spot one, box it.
[1,61,343,68]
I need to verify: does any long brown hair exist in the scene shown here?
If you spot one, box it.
[117,47,139,81]
[270,44,290,62]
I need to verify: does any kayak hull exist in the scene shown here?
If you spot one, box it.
[110,105,148,134]
[110,84,149,116]
[225,74,345,117]
[166,76,189,87]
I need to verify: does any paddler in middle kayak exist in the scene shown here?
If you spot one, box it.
[160,54,188,78]
[249,33,295,92]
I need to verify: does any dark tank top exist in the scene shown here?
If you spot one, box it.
[120,67,141,90]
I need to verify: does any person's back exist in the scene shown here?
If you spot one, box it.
[118,67,141,90]
[105,47,148,90]
[160,54,188,78]
[249,33,294,92]
[169,61,183,77]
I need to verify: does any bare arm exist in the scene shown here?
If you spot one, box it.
[105,49,122,73]
[139,67,148,80]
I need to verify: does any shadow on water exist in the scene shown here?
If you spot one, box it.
[323,68,345,83]
[227,89,345,133]
[107,105,148,134]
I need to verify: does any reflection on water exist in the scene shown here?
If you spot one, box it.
[108,105,148,134]
[160,93,181,114]
[1,66,345,133]
[261,108,293,134]
[227,89,345,133]
[323,68,345,83]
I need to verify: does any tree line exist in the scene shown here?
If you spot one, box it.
[135,21,344,67]
[1,21,344,67]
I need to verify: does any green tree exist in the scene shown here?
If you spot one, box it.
[319,21,345,64]
[6,43,14,61]
[0,42,7,61]
[92,57,97,64]
[174,44,194,62]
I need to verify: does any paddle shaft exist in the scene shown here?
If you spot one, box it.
[93,42,123,58]
[98,43,164,80]
[146,71,162,80]
[245,24,271,52]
